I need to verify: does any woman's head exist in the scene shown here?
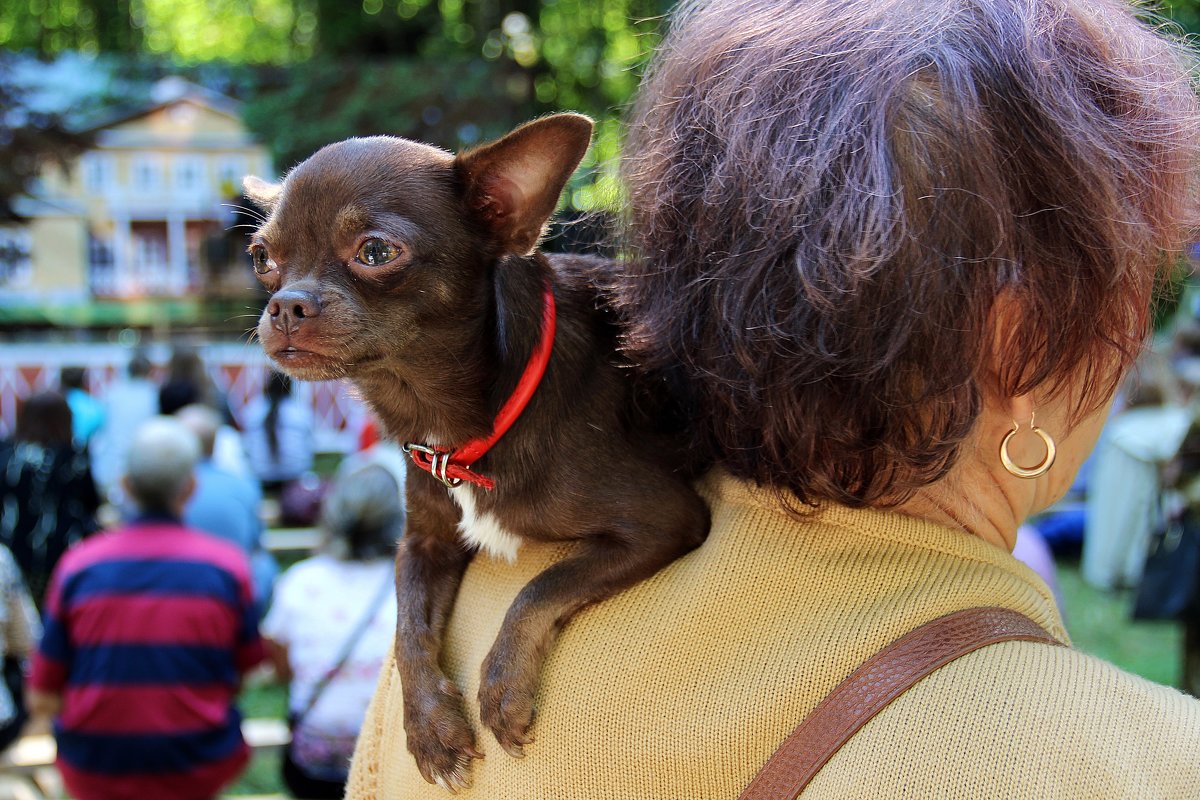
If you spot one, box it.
[620,0,1200,507]
[320,464,405,561]
[16,392,73,448]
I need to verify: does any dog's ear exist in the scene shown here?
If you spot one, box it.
[243,175,282,213]
[455,113,594,255]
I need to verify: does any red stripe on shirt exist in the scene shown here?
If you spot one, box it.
[236,638,267,674]
[59,684,237,734]
[51,524,255,602]
[58,742,250,800]
[68,594,239,646]
[28,654,66,694]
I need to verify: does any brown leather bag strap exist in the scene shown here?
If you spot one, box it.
[738,606,1064,800]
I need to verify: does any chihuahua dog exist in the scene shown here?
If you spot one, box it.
[245,114,709,790]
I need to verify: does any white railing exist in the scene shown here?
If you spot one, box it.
[0,342,366,453]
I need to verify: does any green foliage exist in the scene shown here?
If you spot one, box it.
[0,0,142,54]
[8,0,1193,214]
[241,58,535,172]
[136,0,310,62]
[0,58,91,221]
[0,0,672,211]
[1159,0,1200,34]
[1057,556,1185,688]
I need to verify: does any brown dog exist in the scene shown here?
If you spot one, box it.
[244,114,709,790]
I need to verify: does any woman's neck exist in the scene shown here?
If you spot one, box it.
[898,477,1021,552]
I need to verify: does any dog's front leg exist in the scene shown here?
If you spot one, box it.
[396,481,480,790]
[477,503,707,756]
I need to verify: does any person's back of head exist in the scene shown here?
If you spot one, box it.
[15,392,73,449]
[166,346,204,384]
[263,371,293,461]
[160,347,208,416]
[619,0,1200,508]
[320,464,404,561]
[124,417,201,516]
[59,367,87,394]
[127,351,153,380]
[175,404,221,460]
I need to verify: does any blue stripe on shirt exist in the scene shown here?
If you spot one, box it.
[55,709,244,774]
[60,559,242,607]
[38,615,71,663]
[69,643,239,686]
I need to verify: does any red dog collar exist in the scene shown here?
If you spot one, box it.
[403,278,556,490]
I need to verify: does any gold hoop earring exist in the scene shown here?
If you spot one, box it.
[999,414,1056,479]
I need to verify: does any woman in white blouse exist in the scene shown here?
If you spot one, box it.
[262,462,403,798]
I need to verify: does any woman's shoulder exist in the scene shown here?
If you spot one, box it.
[815,640,1200,798]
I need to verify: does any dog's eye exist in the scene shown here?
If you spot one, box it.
[249,245,275,275]
[356,238,402,267]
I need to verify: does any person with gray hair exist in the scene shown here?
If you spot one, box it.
[262,462,403,798]
[28,416,264,800]
[122,415,201,514]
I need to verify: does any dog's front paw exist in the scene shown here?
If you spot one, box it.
[478,649,539,758]
[404,678,483,792]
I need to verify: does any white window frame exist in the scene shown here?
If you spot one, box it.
[173,154,207,195]
[131,155,165,194]
[81,152,117,194]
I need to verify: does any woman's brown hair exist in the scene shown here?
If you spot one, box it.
[16,391,73,449]
[619,0,1200,507]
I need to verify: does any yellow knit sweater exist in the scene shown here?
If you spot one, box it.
[347,473,1200,798]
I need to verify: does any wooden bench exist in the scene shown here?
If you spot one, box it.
[0,718,291,798]
[262,527,321,555]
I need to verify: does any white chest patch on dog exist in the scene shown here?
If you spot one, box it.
[448,485,522,563]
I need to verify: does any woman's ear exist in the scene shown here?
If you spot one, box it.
[981,289,1034,422]
[1005,392,1037,429]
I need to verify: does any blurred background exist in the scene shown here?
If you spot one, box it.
[0,0,666,448]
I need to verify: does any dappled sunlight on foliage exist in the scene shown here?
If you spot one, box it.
[3,0,1199,216]
[0,0,670,214]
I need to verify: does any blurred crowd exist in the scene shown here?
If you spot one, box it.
[0,346,405,799]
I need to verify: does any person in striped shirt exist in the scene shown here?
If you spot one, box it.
[28,416,264,800]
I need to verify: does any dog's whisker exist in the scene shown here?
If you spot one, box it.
[221,202,269,223]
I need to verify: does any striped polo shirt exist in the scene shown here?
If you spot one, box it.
[30,517,265,800]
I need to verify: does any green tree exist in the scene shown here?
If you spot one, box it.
[17,0,1198,213]
[0,0,674,209]
[1160,0,1200,32]
[0,59,91,221]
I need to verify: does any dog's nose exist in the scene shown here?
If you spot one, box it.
[268,289,321,334]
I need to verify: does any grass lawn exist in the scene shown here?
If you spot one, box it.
[1055,554,1186,688]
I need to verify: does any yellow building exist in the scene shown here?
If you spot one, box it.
[0,78,273,329]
